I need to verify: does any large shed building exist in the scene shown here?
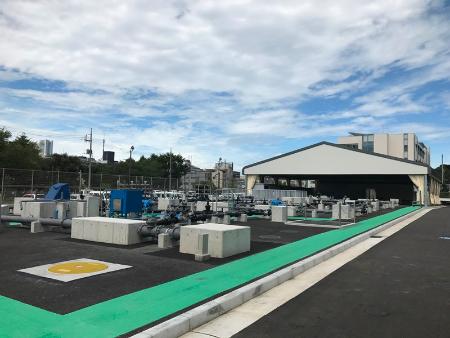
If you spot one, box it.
[242,142,441,205]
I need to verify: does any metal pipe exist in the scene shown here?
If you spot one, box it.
[0,215,72,228]
[138,224,181,240]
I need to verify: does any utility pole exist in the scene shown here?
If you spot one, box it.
[169,148,172,191]
[85,128,93,190]
[442,154,445,190]
[128,145,134,186]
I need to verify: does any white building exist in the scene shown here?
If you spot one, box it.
[243,142,441,205]
[338,132,430,165]
[38,139,53,157]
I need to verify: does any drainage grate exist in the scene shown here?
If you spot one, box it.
[371,235,384,238]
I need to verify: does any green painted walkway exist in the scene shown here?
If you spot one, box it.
[0,206,419,337]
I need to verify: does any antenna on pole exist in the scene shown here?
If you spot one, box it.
[169,148,172,191]
[85,128,93,190]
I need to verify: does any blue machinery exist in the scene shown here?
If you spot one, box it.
[109,189,143,218]
[45,183,70,200]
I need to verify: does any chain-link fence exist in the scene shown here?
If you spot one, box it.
[0,168,192,204]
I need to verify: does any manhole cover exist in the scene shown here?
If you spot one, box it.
[280,230,299,234]
[259,235,281,240]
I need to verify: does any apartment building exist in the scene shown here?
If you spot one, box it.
[338,133,430,165]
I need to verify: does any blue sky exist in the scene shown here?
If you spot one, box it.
[0,0,449,169]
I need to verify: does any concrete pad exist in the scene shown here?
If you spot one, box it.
[180,223,250,258]
[13,197,33,215]
[71,217,146,245]
[158,233,173,249]
[30,221,46,233]
[271,206,287,222]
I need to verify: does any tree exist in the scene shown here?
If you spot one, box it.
[0,133,41,169]
[41,153,82,172]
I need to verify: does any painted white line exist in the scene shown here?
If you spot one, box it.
[181,208,432,338]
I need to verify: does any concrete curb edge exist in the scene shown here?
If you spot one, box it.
[133,207,426,338]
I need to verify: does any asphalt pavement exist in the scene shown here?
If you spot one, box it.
[235,206,450,338]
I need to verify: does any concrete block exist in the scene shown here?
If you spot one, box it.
[223,214,231,225]
[67,200,78,218]
[71,217,146,245]
[210,216,218,223]
[193,233,210,261]
[311,209,317,218]
[158,233,173,248]
[287,206,297,217]
[76,201,87,217]
[271,206,287,222]
[254,204,271,211]
[239,214,248,222]
[317,203,324,211]
[112,219,144,245]
[158,198,180,211]
[55,201,70,219]
[1,204,8,215]
[83,218,99,242]
[71,218,84,239]
[180,223,250,258]
[31,221,45,233]
[371,201,380,211]
[194,253,210,262]
[197,233,209,254]
[86,196,99,217]
[13,197,34,215]
[332,203,355,220]
[21,201,56,218]
[97,220,114,243]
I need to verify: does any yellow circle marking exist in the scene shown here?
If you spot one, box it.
[48,261,108,274]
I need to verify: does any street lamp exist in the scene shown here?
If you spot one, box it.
[128,145,134,185]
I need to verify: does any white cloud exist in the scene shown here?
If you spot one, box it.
[0,0,449,168]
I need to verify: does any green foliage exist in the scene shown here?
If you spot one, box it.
[0,128,190,179]
[96,152,189,179]
[41,153,82,172]
[0,131,41,169]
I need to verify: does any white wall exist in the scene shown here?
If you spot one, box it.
[243,143,428,176]
[338,135,362,149]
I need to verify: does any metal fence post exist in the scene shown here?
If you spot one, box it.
[31,170,34,193]
[57,170,60,183]
[1,168,4,205]
[79,170,82,192]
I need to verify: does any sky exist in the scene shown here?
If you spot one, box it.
[0,0,449,169]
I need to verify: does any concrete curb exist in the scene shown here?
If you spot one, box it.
[133,208,426,338]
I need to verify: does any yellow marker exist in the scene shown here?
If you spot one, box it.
[48,261,108,274]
